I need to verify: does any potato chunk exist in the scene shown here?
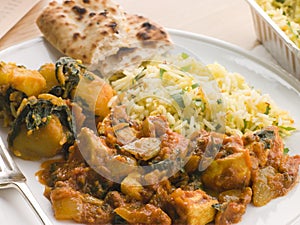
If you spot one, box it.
[75,75,114,119]
[38,63,59,92]
[201,150,252,192]
[170,188,218,225]
[215,188,252,225]
[0,61,14,85]
[0,61,46,96]
[121,172,144,201]
[11,115,67,160]
[11,66,46,96]
[51,186,83,221]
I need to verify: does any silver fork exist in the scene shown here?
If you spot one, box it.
[0,137,53,225]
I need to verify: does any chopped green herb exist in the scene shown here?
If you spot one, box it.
[160,68,166,78]
[181,65,191,72]
[264,104,271,115]
[182,87,189,93]
[279,126,296,131]
[134,71,145,81]
[215,123,222,130]
[181,52,189,59]
[115,144,122,151]
[171,93,185,108]
[194,98,202,107]
[191,83,200,89]
[284,147,290,154]
[257,130,275,140]
[243,119,248,132]
[212,203,224,211]
[256,130,275,149]
[194,98,206,111]
[217,99,222,104]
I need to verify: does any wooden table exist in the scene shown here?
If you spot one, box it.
[0,0,259,51]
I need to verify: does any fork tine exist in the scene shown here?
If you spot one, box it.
[0,136,53,224]
[13,182,53,225]
[0,137,17,171]
[0,151,7,172]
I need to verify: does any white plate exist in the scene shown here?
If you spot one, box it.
[1,29,300,225]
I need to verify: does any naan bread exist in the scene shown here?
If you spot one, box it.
[99,13,173,75]
[36,0,127,67]
[36,0,173,76]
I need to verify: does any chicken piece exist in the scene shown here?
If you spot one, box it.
[243,126,284,169]
[145,129,190,178]
[154,129,189,161]
[201,150,252,192]
[50,182,113,224]
[98,105,138,146]
[170,188,218,225]
[252,166,279,206]
[149,179,173,211]
[121,137,161,161]
[184,155,202,174]
[185,132,244,174]
[77,127,137,182]
[189,130,225,156]
[188,130,225,171]
[243,126,300,206]
[141,115,169,137]
[121,172,149,201]
[216,134,245,158]
[214,187,252,225]
[252,154,300,206]
[115,203,172,225]
[104,191,127,209]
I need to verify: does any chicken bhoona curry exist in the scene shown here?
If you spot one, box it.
[0,56,299,225]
